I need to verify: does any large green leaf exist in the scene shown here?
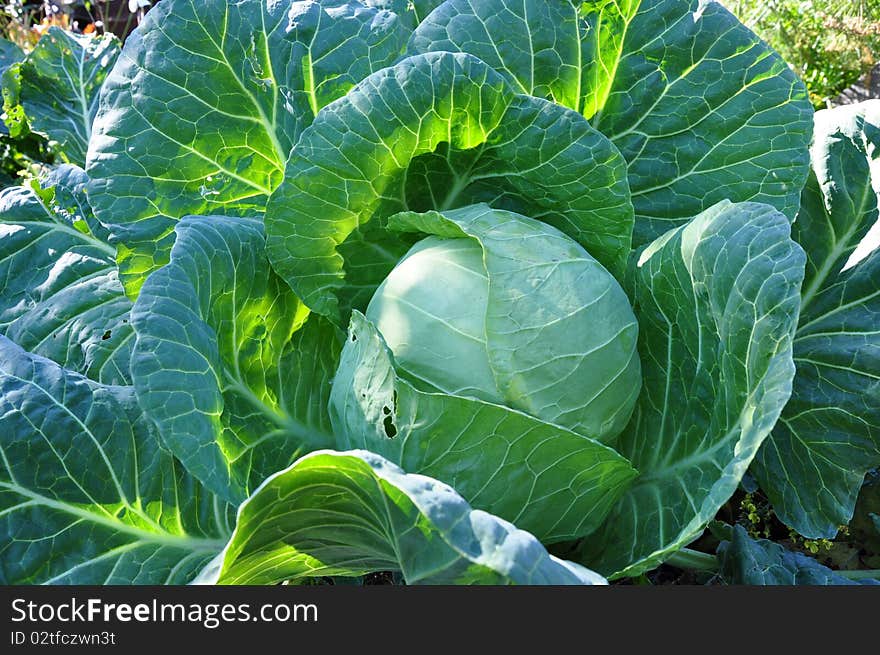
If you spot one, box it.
[0,337,229,584]
[86,0,412,296]
[579,201,805,578]
[0,166,132,385]
[196,450,607,585]
[330,311,637,543]
[266,51,634,322]
[753,102,880,538]
[408,0,813,245]
[3,27,119,165]
[718,525,879,585]
[131,215,340,503]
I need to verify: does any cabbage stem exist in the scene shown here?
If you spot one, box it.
[837,569,880,581]
[665,548,720,573]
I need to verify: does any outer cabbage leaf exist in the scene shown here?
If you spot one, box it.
[753,101,880,538]
[0,337,229,584]
[579,201,805,577]
[718,525,880,585]
[266,51,634,321]
[2,27,119,165]
[131,216,339,503]
[86,0,412,296]
[408,0,813,245]
[196,450,607,585]
[0,166,132,384]
[330,311,637,543]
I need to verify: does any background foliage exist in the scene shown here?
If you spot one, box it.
[725,0,880,107]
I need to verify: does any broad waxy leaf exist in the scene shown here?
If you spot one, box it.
[579,201,805,578]
[197,450,607,585]
[87,0,412,296]
[266,51,634,321]
[718,525,879,585]
[3,27,120,166]
[330,311,637,543]
[409,0,813,245]
[0,166,133,385]
[0,337,229,584]
[753,102,880,538]
[131,215,340,503]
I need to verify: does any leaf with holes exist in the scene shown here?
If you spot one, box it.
[331,310,637,543]
[0,165,132,385]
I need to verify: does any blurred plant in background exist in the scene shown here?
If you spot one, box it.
[1,2,152,44]
[726,0,880,108]
[0,1,151,187]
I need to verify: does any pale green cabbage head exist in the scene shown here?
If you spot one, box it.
[366,205,641,444]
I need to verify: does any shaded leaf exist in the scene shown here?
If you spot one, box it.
[718,525,879,585]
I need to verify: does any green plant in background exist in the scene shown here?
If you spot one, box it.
[726,0,880,107]
[0,2,148,187]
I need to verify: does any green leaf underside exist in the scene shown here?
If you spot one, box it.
[0,338,228,584]
[579,200,805,578]
[0,166,133,385]
[753,102,880,538]
[718,525,879,585]
[131,215,340,504]
[330,311,637,543]
[266,50,634,322]
[408,0,813,245]
[86,0,412,297]
[10,28,120,166]
[382,205,641,444]
[198,450,607,585]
